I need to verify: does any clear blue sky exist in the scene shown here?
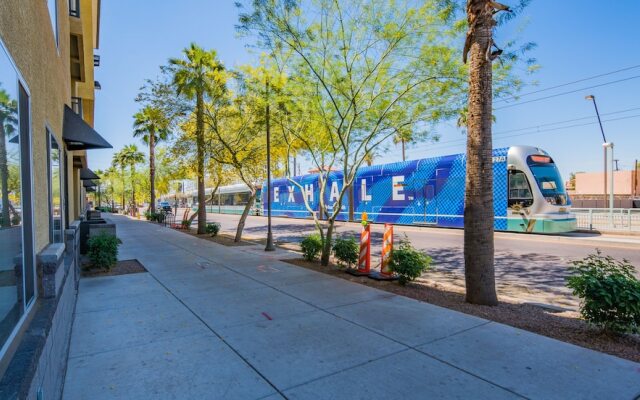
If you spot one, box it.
[91,1,640,180]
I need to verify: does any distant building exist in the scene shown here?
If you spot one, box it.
[569,170,639,208]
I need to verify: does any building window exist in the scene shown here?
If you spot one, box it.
[48,131,63,243]
[0,43,35,357]
[71,96,82,116]
[69,0,80,17]
[47,0,59,46]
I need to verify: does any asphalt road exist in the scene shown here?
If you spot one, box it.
[192,210,640,309]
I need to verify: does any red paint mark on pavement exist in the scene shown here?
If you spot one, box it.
[261,312,273,321]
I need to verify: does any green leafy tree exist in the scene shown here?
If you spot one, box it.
[239,0,466,265]
[204,71,268,242]
[0,87,18,227]
[114,144,145,210]
[168,43,226,234]
[133,106,171,213]
[112,151,127,209]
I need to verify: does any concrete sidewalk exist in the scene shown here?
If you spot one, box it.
[62,215,640,399]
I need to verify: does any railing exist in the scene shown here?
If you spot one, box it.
[572,208,640,232]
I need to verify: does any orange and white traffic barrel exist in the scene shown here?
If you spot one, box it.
[357,223,371,274]
[380,223,394,277]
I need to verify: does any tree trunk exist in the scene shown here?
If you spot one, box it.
[149,129,156,213]
[235,188,256,242]
[320,218,335,266]
[463,0,498,306]
[0,124,11,227]
[196,91,207,234]
[130,165,136,210]
[121,168,126,211]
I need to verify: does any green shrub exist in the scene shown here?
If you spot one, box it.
[181,219,192,229]
[333,237,359,268]
[301,234,323,261]
[87,232,119,270]
[389,237,432,285]
[566,251,640,334]
[206,222,221,237]
[144,211,153,221]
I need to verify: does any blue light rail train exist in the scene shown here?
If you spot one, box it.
[262,145,577,233]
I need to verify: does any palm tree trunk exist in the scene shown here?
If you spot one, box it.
[130,165,136,210]
[463,0,498,306]
[0,124,11,227]
[196,92,206,234]
[121,167,126,211]
[149,130,156,213]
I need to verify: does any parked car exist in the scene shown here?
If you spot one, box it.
[158,201,173,213]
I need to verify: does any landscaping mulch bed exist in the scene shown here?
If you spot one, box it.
[82,259,147,278]
[185,230,254,247]
[284,258,640,363]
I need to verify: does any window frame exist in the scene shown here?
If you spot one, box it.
[47,0,59,48]
[0,40,37,361]
[47,129,64,243]
[69,0,80,17]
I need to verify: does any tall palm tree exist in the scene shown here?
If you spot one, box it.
[169,43,225,234]
[118,144,145,210]
[461,0,510,305]
[104,166,119,210]
[112,151,127,210]
[133,106,170,213]
[0,88,18,228]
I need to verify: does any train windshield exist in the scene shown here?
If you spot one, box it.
[527,155,568,205]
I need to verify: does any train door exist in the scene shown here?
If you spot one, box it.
[414,182,436,224]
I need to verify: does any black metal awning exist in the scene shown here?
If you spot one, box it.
[85,187,96,193]
[80,168,100,180]
[62,105,112,150]
[82,180,97,188]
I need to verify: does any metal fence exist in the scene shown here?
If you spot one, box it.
[572,208,640,232]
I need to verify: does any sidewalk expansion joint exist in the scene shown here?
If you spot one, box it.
[146,221,537,399]
[66,331,207,361]
[147,270,290,400]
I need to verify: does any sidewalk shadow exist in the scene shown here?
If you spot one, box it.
[424,246,572,297]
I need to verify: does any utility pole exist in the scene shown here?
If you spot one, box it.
[585,95,610,210]
[402,139,406,162]
[293,156,297,177]
[265,78,275,251]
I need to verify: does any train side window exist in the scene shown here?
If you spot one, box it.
[508,170,533,207]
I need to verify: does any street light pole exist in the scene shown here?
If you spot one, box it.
[265,78,275,251]
[585,95,608,209]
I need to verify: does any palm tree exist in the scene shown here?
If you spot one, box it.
[133,106,170,213]
[104,166,119,210]
[112,151,127,210]
[461,0,510,305]
[118,144,145,211]
[169,43,225,234]
[0,87,18,228]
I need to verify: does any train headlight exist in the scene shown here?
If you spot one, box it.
[545,196,556,205]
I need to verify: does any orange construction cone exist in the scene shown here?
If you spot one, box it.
[347,212,371,276]
[369,223,397,281]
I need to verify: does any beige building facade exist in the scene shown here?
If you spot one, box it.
[0,0,110,397]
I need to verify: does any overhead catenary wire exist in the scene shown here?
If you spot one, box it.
[494,75,640,110]
[495,64,640,103]
[407,106,640,152]
[406,113,640,153]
